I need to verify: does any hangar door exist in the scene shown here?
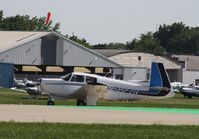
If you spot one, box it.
[41,37,58,65]
[0,63,14,88]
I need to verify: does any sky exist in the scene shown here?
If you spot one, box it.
[0,0,199,44]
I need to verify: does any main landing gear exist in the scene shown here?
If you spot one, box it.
[47,97,55,105]
[47,100,55,105]
[76,99,87,106]
[46,98,86,106]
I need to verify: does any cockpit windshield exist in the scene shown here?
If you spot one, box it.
[62,73,72,81]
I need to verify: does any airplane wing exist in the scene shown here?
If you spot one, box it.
[10,87,27,93]
[11,86,42,98]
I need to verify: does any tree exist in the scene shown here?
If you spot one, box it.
[92,43,107,49]
[126,32,165,54]
[66,35,92,48]
[126,39,139,50]
[106,42,126,49]
[0,10,3,22]
[0,11,60,33]
[187,27,199,54]
[0,10,3,28]
[154,22,199,54]
[92,42,126,49]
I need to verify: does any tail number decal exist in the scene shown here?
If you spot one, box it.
[107,86,138,95]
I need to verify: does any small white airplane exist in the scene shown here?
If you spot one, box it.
[40,62,174,106]
[170,82,184,93]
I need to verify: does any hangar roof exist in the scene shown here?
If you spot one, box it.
[172,55,199,70]
[109,52,181,69]
[0,31,122,67]
[94,49,133,57]
[0,31,50,53]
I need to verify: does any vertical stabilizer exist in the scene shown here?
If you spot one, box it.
[149,62,170,88]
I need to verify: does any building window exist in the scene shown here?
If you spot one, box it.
[147,73,150,80]
[195,79,199,86]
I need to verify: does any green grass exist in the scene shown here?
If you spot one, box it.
[98,94,199,109]
[0,88,76,105]
[1,88,199,109]
[1,89,199,138]
[0,122,199,139]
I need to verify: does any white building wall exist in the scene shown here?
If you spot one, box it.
[183,70,199,85]
[112,68,123,75]
[123,67,147,81]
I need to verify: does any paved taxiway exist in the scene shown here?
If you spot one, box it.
[0,104,199,125]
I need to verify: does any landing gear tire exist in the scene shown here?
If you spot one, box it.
[47,101,55,105]
[76,100,86,106]
[188,96,192,99]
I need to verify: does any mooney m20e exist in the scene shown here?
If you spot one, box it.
[40,62,174,106]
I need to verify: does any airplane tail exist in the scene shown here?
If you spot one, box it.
[149,62,171,89]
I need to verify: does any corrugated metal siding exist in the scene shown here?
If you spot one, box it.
[0,39,41,65]
[0,34,120,68]
[0,63,14,88]
[62,40,119,67]
[56,38,63,65]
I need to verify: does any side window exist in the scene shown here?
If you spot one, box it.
[86,76,96,84]
[70,75,85,82]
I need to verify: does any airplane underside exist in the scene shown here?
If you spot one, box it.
[43,85,173,106]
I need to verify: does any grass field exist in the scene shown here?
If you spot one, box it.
[0,122,199,139]
[1,88,199,109]
[1,88,199,138]
[0,88,75,105]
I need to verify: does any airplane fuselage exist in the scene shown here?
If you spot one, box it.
[40,62,175,105]
[40,73,174,100]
